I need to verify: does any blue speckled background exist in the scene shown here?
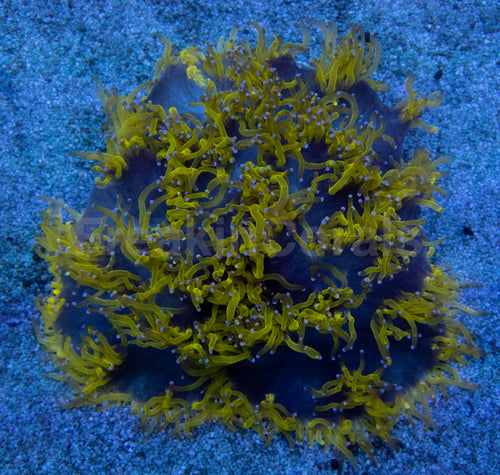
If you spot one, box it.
[0,1,498,473]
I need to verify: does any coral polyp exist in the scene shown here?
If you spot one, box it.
[36,22,479,465]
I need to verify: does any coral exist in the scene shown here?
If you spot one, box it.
[35,22,479,465]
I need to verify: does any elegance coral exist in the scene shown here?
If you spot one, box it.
[35,22,479,465]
